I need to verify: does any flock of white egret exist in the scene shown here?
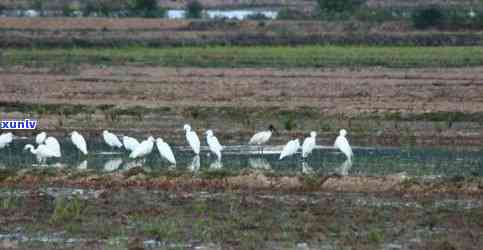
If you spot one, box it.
[0,124,353,166]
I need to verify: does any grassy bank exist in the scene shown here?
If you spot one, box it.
[2,45,483,68]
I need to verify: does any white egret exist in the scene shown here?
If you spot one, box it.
[0,132,14,149]
[302,131,317,158]
[279,138,300,160]
[123,136,140,152]
[206,130,223,161]
[70,131,87,155]
[155,138,176,164]
[249,124,276,154]
[129,136,155,159]
[103,130,123,149]
[183,124,200,155]
[334,129,353,162]
[24,144,57,163]
[45,137,61,157]
[35,132,47,145]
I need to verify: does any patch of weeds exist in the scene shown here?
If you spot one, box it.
[200,169,236,179]
[22,168,60,180]
[49,195,85,224]
[0,169,16,182]
[400,177,420,188]
[367,229,384,244]
[143,217,183,242]
[0,196,20,209]
[97,104,116,111]
[122,167,147,179]
[280,112,297,131]
[67,170,95,180]
[301,175,321,190]
[319,121,334,132]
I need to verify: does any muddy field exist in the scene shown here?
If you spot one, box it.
[0,167,481,249]
[2,65,483,146]
[0,169,483,249]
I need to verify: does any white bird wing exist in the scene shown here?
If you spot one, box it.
[45,137,61,157]
[156,141,176,164]
[249,131,270,145]
[279,140,300,160]
[72,133,88,155]
[37,144,57,158]
[208,136,223,159]
[302,137,315,158]
[0,133,13,148]
[187,131,200,154]
[104,132,123,148]
[35,132,46,145]
[334,136,353,160]
[123,137,140,152]
[129,140,151,159]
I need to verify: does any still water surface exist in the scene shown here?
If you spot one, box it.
[1,137,481,177]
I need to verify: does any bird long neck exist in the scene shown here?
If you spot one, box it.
[26,145,37,154]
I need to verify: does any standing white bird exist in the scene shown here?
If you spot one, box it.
[0,132,14,149]
[45,137,61,157]
[279,138,300,160]
[206,130,223,161]
[24,144,57,163]
[302,131,317,158]
[123,136,140,152]
[334,129,353,162]
[155,138,176,164]
[129,136,155,159]
[70,131,87,155]
[35,132,47,145]
[103,130,123,149]
[183,124,200,155]
[249,125,276,154]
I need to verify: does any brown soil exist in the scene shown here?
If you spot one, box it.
[2,65,483,113]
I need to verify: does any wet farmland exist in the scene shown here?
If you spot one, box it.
[0,137,482,249]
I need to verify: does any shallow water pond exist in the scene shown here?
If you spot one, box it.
[1,137,482,177]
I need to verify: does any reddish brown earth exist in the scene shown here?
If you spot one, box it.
[2,65,483,113]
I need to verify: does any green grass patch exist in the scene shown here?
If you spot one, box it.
[49,195,85,224]
[3,46,483,68]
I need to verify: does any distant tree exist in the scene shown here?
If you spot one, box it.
[316,0,365,19]
[62,3,79,17]
[127,0,165,18]
[31,0,45,16]
[186,0,203,19]
[82,0,126,17]
[411,6,445,29]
